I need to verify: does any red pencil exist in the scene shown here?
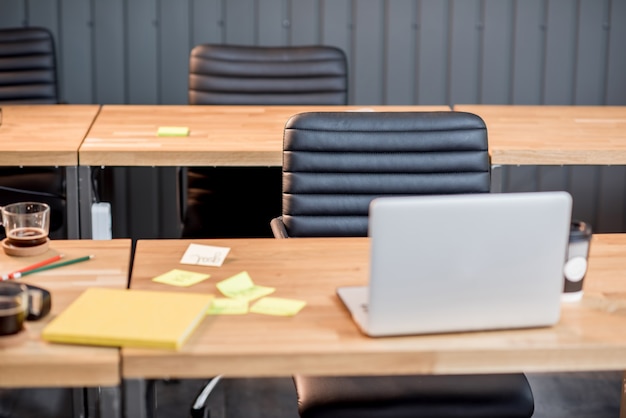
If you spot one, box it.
[1,254,64,281]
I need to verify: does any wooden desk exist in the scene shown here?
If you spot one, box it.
[453,105,626,165]
[80,105,449,167]
[0,239,131,418]
[124,235,626,379]
[0,105,101,238]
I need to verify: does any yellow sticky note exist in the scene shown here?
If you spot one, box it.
[216,271,275,302]
[207,298,249,315]
[157,126,189,137]
[250,297,306,316]
[152,269,210,287]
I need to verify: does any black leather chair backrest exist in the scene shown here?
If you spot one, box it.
[189,44,348,105]
[281,111,490,237]
[0,27,58,104]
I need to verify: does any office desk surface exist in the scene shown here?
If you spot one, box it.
[0,105,101,166]
[80,105,450,167]
[454,105,626,165]
[125,234,626,380]
[0,239,131,388]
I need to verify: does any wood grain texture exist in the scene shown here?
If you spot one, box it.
[455,105,626,165]
[79,105,450,167]
[0,105,100,166]
[0,239,131,388]
[124,235,626,379]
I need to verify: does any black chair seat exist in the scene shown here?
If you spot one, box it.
[295,374,534,418]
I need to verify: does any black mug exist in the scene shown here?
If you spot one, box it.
[0,282,51,336]
[562,220,592,302]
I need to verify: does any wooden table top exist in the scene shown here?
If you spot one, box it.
[0,239,131,388]
[124,234,626,380]
[0,105,101,166]
[454,105,626,165]
[79,105,450,167]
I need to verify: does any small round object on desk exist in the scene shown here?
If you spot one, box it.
[1,238,49,257]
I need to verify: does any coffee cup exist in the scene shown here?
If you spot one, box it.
[0,282,51,336]
[0,202,50,255]
[562,220,592,302]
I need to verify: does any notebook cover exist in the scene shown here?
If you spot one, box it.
[42,288,213,350]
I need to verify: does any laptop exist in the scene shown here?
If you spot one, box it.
[337,191,572,337]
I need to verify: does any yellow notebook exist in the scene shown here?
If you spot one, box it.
[42,288,213,350]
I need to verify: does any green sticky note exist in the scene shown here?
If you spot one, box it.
[152,269,210,287]
[216,271,275,302]
[250,297,306,316]
[207,298,249,315]
[157,126,189,137]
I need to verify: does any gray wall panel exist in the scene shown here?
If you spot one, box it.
[417,0,449,105]
[596,166,626,232]
[481,0,514,104]
[291,0,320,45]
[258,0,284,45]
[59,0,93,103]
[27,0,59,33]
[606,0,626,105]
[158,0,190,104]
[543,0,577,104]
[511,0,545,104]
[93,0,125,104]
[449,0,481,105]
[191,0,223,46]
[0,0,25,27]
[385,0,416,105]
[320,0,352,101]
[225,0,255,44]
[353,0,384,105]
[127,0,158,104]
[575,0,609,105]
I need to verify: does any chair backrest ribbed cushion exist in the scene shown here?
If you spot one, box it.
[0,27,58,104]
[189,44,348,105]
[281,111,490,237]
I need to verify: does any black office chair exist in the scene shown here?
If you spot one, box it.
[0,27,66,239]
[182,44,348,239]
[270,111,535,418]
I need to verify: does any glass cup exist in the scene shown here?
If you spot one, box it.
[0,282,51,336]
[562,220,592,302]
[0,202,50,248]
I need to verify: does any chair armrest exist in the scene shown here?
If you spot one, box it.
[270,216,289,238]
[189,375,222,418]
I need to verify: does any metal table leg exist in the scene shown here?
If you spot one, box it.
[78,165,95,239]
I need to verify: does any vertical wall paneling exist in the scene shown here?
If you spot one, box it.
[290,0,320,45]
[320,0,352,101]
[127,168,161,238]
[481,0,514,104]
[384,0,416,105]
[158,0,190,104]
[416,0,449,105]
[606,0,626,105]
[127,0,158,104]
[543,0,577,104]
[93,0,125,104]
[568,166,600,230]
[224,0,256,44]
[157,167,182,238]
[0,0,25,28]
[575,0,609,105]
[448,0,482,105]
[353,0,384,105]
[258,0,285,45]
[503,166,539,193]
[191,0,224,46]
[537,166,569,192]
[511,0,545,104]
[596,166,626,233]
[27,0,59,34]
[59,0,93,103]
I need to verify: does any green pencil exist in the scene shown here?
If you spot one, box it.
[15,255,94,278]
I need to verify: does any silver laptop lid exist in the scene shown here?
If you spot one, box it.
[365,192,572,337]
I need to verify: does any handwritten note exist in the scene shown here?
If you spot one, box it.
[216,271,274,302]
[207,298,249,315]
[152,269,210,287]
[180,244,231,267]
[250,297,306,316]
